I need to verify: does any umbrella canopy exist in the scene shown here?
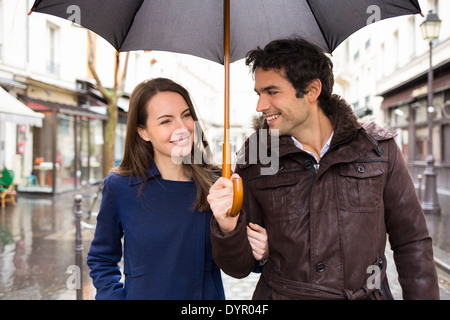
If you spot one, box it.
[29,0,422,216]
[30,0,421,64]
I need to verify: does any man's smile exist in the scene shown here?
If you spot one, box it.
[264,113,281,125]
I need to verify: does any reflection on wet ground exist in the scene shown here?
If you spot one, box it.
[0,187,449,300]
[0,190,95,300]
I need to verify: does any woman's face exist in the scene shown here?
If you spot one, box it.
[137,91,195,164]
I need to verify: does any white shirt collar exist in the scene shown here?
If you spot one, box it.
[291,131,334,162]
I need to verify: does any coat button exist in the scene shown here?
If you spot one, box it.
[316,262,326,273]
[357,165,365,173]
[304,160,312,170]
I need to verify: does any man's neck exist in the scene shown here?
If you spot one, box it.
[291,109,333,162]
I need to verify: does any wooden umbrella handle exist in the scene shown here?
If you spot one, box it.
[228,176,243,217]
[222,142,243,217]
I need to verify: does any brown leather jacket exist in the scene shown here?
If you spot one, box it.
[211,95,439,300]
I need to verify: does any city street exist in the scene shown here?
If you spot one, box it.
[0,186,449,300]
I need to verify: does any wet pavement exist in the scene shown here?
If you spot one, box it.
[0,186,449,300]
[0,188,97,300]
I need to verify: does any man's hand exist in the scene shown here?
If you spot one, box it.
[247,223,269,261]
[207,173,240,234]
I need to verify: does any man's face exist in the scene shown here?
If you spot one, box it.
[254,67,312,137]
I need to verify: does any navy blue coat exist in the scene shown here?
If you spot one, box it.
[87,162,225,300]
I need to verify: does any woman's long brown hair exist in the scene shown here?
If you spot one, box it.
[113,78,218,212]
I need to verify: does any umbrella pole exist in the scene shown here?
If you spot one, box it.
[222,0,231,179]
[223,0,243,217]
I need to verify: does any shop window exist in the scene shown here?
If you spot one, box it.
[415,127,428,161]
[395,128,409,161]
[415,104,427,123]
[442,124,450,163]
[89,119,103,183]
[20,112,54,193]
[114,122,126,167]
[56,113,75,192]
[79,118,89,186]
[415,125,442,162]
[390,106,409,127]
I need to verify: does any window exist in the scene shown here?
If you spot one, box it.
[415,127,428,162]
[390,106,409,127]
[56,113,75,192]
[443,124,450,162]
[392,30,399,69]
[408,16,416,60]
[0,0,3,60]
[46,23,60,75]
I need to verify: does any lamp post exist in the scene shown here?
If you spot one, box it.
[419,10,441,215]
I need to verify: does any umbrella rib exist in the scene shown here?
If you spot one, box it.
[305,0,332,53]
[409,0,424,16]
[118,0,146,51]
[27,0,43,15]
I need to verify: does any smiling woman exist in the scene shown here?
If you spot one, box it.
[137,91,195,171]
[114,78,217,208]
[86,78,225,300]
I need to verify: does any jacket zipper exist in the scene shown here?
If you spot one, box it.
[313,163,320,173]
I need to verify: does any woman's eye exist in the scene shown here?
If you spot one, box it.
[160,120,170,125]
[183,112,192,118]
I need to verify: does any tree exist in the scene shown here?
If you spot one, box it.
[87,30,129,177]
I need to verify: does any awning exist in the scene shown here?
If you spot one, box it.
[380,58,450,110]
[0,86,44,127]
[23,97,108,120]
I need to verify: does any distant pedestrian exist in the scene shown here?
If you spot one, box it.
[87,78,268,299]
[207,38,439,300]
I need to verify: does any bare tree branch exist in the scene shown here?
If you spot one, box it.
[118,52,130,93]
[87,30,111,104]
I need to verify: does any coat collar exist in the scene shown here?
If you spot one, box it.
[129,160,161,186]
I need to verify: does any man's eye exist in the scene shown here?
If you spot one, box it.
[268,91,277,96]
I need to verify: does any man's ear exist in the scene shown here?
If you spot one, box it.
[137,127,151,142]
[306,79,322,102]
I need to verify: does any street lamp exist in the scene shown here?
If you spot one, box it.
[419,10,441,215]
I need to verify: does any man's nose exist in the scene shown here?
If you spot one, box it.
[256,96,270,113]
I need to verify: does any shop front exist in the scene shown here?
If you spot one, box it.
[380,59,450,192]
[0,86,44,186]
[18,98,107,194]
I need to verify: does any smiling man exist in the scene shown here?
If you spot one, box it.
[207,38,440,300]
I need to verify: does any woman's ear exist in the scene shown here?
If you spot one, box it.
[137,127,151,142]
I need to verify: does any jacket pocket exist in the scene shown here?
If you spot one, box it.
[253,171,303,224]
[338,162,386,213]
[124,265,147,300]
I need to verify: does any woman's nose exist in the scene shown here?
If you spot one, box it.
[173,119,190,135]
[174,117,188,129]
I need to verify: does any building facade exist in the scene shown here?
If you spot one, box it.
[0,0,256,194]
[333,0,450,198]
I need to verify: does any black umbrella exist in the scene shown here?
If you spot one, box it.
[29,0,422,216]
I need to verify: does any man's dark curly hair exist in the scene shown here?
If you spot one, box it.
[245,38,334,112]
